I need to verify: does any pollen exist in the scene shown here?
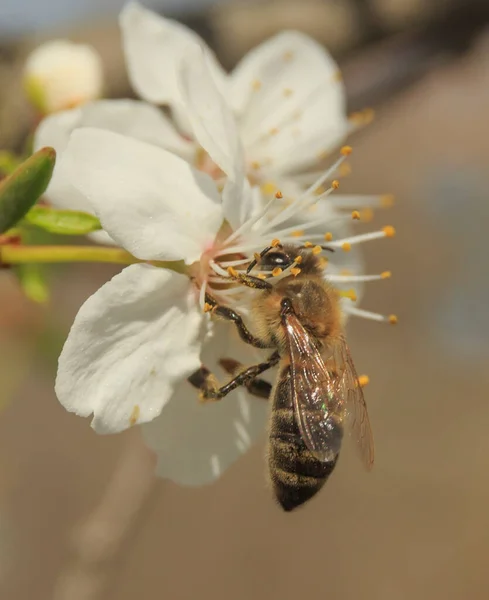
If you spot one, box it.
[312,245,322,255]
[129,405,140,427]
[316,149,330,161]
[304,241,314,248]
[291,229,304,237]
[291,267,301,277]
[293,255,303,264]
[351,210,361,220]
[342,242,352,252]
[339,163,352,177]
[332,180,340,190]
[332,70,343,82]
[381,194,395,208]
[314,185,326,195]
[339,288,357,302]
[275,190,283,199]
[253,252,261,262]
[258,273,267,280]
[383,225,396,238]
[227,266,239,277]
[203,302,214,313]
[340,145,353,156]
[358,375,370,388]
[324,232,333,242]
[283,50,294,61]
[271,238,281,247]
[388,314,398,325]
[283,88,293,97]
[252,79,261,90]
[362,107,375,123]
[319,257,328,269]
[269,127,279,136]
[381,271,392,279]
[251,161,261,170]
[340,269,352,276]
[272,267,283,277]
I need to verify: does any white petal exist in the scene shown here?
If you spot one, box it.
[35,100,195,218]
[59,128,224,263]
[56,264,204,433]
[143,321,271,485]
[120,3,227,106]
[230,31,348,175]
[178,44,243,180]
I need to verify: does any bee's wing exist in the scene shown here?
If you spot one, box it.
[333,338,375,470]
[283,314,345,463]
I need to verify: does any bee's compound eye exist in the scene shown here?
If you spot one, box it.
[280,297,294,314]
[263,251,290,267]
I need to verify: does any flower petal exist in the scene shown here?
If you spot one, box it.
[230,31,348,175]
[120,3,227,106]
[34,100,195,218]
[58,128,224,262]
[178,44,243,180]
[142,321,271,485]
[55,264,204,433]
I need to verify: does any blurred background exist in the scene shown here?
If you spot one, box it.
[1,0,489,598]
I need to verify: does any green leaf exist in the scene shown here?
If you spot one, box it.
[24,206,102,235]
[14,263,50,303]
[0,147,56,234]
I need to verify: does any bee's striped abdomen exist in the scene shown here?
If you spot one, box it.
[268,365,338,511]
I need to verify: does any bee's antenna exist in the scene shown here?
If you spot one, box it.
[246,239,282,274]
[299,243,336,253]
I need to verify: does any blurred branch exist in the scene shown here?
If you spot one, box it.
[52,437,156,600]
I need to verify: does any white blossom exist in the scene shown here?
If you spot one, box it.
[53,127,394,485]
[24,40,104,115]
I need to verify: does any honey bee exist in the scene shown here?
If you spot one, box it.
[189,244,374,511]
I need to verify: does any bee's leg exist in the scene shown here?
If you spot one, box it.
[219,358,272,399]
[188,352,279,402]
[204,294,272,349]
[225,268,273,291]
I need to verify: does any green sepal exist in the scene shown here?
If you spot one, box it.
[0,147,56,234]
[24,206,102,235]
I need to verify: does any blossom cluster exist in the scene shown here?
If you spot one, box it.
[32,3,395,484]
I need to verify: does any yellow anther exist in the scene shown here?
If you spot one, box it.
[251,161,261,170]
[332,70,343,82]
[203,302,214,313]
[291,229,304,238]
[383,225,396,238]
[271,238,281,247]
[339,288,357,302]
[293,255,303,264]
[358,375,370,388]
[283,88,293,97]
[332,180,340,190]
[362,108,375,123]
[314,185,326,196]
[351,210,361,220]
[252,79,261,91]
[129,405,140,427]
[312,245,322,255]
[304,241,314,248]
[253,253,261,262]
[339,163,352,177]
[381,271,392,279]
[283,50,294,61]
[290,267,301,277]
[227,266,239,277]
[342,242,352,252]
[260,181,276,195]
[319,257,328,269]
[388,314,398,325]
[272,267,283,277]
[324,232,333,242]
[381,194,395,208]
[257,273,267,280]
[269,127,279,135]
[360,208,374,222]
[275,190,283,199]
[340,145,353,156]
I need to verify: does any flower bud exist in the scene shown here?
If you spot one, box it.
[23,40,104,114]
